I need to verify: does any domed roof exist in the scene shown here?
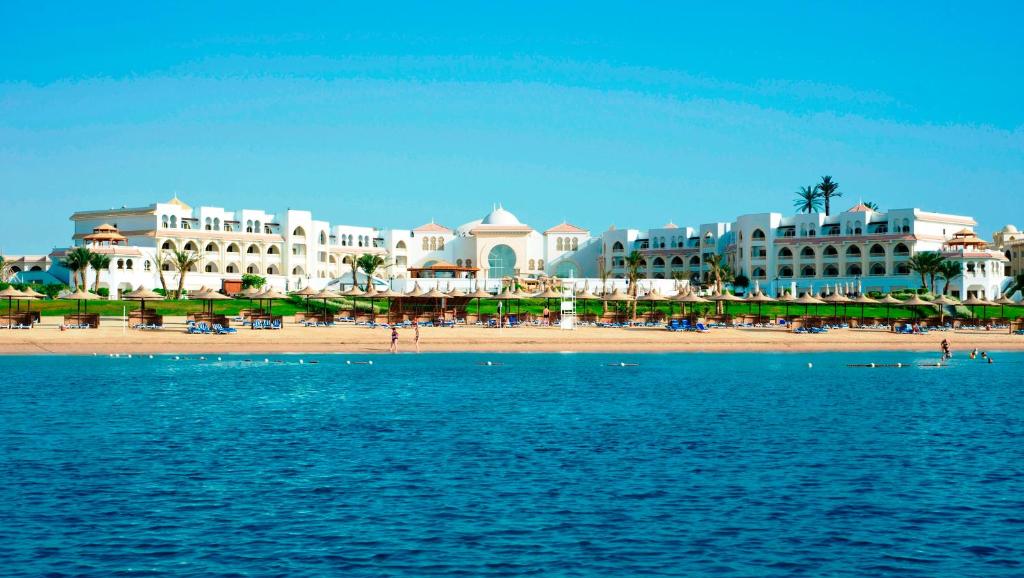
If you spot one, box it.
[481,204,521,226]
[1000,224,1019,234]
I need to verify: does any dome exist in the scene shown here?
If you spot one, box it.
[1000,224,1019,234]
[455,219,482,236]
[481,205,521,226]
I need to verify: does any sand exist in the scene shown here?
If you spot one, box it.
[0,316,1021,355]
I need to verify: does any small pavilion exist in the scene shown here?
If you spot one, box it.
[408,261,480,279]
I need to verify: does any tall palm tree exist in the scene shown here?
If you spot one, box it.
[704,253,733,313]
[89,253,111,292]
[171,249,201,299]
[793,185,823,214]
[1005,273,1024,297]
[356,253,389,291]
[863,201,880,211]
[597,256,610,314]
[60,247,93,290]
[817,175,841,216]
[624,251,644,320]
[0,255,11,283]
[907,251,944,292]
[346,255,359,291]
[153,251,170,295]
[937,260,962,295]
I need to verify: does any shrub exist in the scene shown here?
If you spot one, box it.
[242,274,267,290]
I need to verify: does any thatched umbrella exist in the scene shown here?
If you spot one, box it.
[792,291,826,326]
[576,284,599,319]
[312,288,342,321]
[0,287,30,328]
[602,287,634,323]
[535,285,562,323]
[930,294,959,325]
[821,286,852,322]
[374,287,402,324]
[962,294,995,324]
[291,285,319,314]
[901,293,936,322]
[192,287,230,318]
[637,288,668,321]
[420,286,449,322]
[850,293,878,325]
[467,285,492,322]
[709,290,742,319]
[20,285,45,317]
[877,293,902,326]
[745,290,774,324]
[59,287,99,327]
[255,287,289,319]
[511,287,533,320]
[676,290,709,323]
[993,293,1017,324]
[776,290,795,321]
[123,286,164,316]
[363,284,381,321]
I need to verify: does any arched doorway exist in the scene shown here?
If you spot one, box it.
[487,244,517,279]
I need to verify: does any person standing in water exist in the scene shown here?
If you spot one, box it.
[390,327,399,353]
[941,338,950,359]
[414,323,421,353]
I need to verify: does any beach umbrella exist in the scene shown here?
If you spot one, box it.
[745,290,774,324]
[900,294,935,322]
[792,291,826,325]
[962,295,995,324]
[993,293,1017,323]
[291,285,319,314]
[535,285,563,323]
[467,285,492,323]
[374,287,402,324]
[420,286,448,321]
[877,293,902,326]
[776,290,795,321]
[311,288,342,321]
[602,287,634,323]
[709,290,742,318]
[675,289,708,323]
[255,287,288,319]
[192,287,230,316]
[850,293,878,325]
[930,294,959,325]
[0,287,30,328]
[576,284,599,318]
[19,286,44,316]
[233,285,263,310]
[123,286,164,317]
[59,287,99,327]
[821,286,851,322]
[510,287,533,320]
[637,288,668,320]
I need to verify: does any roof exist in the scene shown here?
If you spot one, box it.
[480,204,521,226]
[846,203,876,213]
[662,222,679,229]
[953,227,974,236]
[165,194,191,211]
[544,222,588,234]
[413,221,452,234]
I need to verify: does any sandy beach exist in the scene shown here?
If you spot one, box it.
[0,316,1021,355]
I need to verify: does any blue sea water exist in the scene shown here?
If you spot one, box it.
[1,352,1023,577]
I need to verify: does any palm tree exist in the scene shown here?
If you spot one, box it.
[89,253,111,292]
[863,201,880,211]
[346,255,359,291]
[356,253,389,291]
[0,255,11,283]
[793,185,823,214]
[171,249,201,298]
[624,251,644,320]
[907,251,944,292]
[817,175,841,216]
[153,251,170,295]
[1005,273,1024,297]
[60,247,93,290]
[704,253,733,313]
[937,260,962,295]
[597,256,610,314]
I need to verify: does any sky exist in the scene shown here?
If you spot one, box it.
[1,1,1022,254]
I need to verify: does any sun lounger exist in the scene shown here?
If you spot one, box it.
[213,323,236,334]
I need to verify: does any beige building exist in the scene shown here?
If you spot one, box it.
[993,224,1023,278]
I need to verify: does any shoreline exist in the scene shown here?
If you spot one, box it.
[1,317,1021,355]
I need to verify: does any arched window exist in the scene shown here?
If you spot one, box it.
[169,216,177,228]
[227,243,239,253]
[456,259,463,267]
[246,245,258,254]
[869,244,885,257]
[778,265,794,278]
[801,265,817,277]
[161,240,175,251]
[247,264,260,274]
[808,227,816,237]
[116,259,124,270]
[751,267,766,279]
[126,259,133,270]
[205,263,218,273]
[292,226,306,237]
[824,264,839,277]
[612,241,624,253]
[205,243,217,253]
[396,240,407,250]
[438,237,444,250]
[556,238,564,251]
[225,264,237,274]
[847,263,863,276]
[465,259,472,267]
[538,259,544,270]
[254,221,261,232]
[144,261,151,271]
[292,266,304,275]
[689,256,700,266]
[488,245,517,278]
[800,246,815,258]
[422,237,429,250]
[161,215,168,228]
[800,225,807,237]
[894,243,910,256]
[653,257,665,268]
[823,245,838,257]
[869,263,886,276]
[896,263,911,275]
[902,219,910,233]
[267,246,280,255]
[529,259,536,270]
[752,228,765,240]
[347,235,353,246]
[778,247,793,260]
[430,237,437,251]
[670,256,683,267]
[571,238,578,250]
[205,217,212,230]
[246,220,253,233]
[183,242,197,252]
[182,221,191,230]
[846,245,862,257]
[319,231,327,244]
[854,227,862,235]
[214,218,220,230]
[266,265,279,275]
[162,262,172,271]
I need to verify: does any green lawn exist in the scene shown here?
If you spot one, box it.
[7,296,1023,321]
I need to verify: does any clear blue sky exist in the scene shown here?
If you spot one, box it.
[1,1,1022,253]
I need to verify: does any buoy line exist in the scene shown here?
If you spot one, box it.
[606,362,640,367]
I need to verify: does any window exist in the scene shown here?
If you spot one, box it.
[824,264,839,277]
[205,243,217,252]
[267,246,280,255]
[778,265,794,278]
[823,245,838,257]
[227,243,239,253]
[161,215,168,228]
[247,265,260,274]
[205,263,217,273]
[267,265,279,275]
[670,256,683,267]
[246,245,258,254]
[422,237,429,250]
[144,261,151,271]
[847,263,863,276]
[126,259,133,270]
[438,237,444,250]
[653,257,665,268]
[846,246,862,257]
[556,238,564,251]
[116,259,124,270]
[800,246,815,258]
[161,241,174,251]
[612,241,624,253]
[571,238,578,250]
[869,263,886,276]
[465,259,472,267]
[320,231,327,244]
[896,263,911,275]
[488,245,517,278]
[752,228,765,240]
[778,248,793,260]
[396,240,407,250]
[801,265,817,277]
[226,264,237,274]
[183,242,197,251]
[456,259,463,267]
[689,256,700,266]
[537,259,544,270]
[529,259,536,270]
[430,237,437,250]
[205,218,212,230]
[752,267,766,279]
[869,244,885,257]
[894,243,910,256]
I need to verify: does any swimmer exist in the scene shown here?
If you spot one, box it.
[980,351,987,359]
[414,323,420,353]
[390,327,399,353]
[988,356,994,364]
[970,348,977,360]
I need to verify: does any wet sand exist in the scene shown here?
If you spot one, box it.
[0,316,1021,355]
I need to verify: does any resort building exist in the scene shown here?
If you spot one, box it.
[5,196,1010,300]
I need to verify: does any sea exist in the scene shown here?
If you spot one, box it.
[1,352,1022,577]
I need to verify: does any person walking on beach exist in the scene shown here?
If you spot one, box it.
[414,323,421,353]
[390,327,399,353]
